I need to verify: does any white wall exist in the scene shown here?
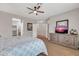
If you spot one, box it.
[32,24,39,38]
[23,19,36,37]
[47,8,79,34]
[0,11,35,38]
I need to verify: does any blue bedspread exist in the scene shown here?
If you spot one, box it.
[0,37,48,56]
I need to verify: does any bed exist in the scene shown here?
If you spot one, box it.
[0,37,48,56]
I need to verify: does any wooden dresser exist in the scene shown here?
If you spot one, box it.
[49,33,79,49]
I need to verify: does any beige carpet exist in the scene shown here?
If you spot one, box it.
[44,40,79,56]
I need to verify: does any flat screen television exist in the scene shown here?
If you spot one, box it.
[55,20,68,34]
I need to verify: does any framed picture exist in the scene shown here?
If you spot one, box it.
[27,23,32,31]
[55,20,69,34]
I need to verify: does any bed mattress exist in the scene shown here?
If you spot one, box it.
[0,37,48,56]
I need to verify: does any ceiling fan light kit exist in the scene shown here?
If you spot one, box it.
[34,11,37,13]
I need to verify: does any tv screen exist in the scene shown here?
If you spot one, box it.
[55,20,68,34]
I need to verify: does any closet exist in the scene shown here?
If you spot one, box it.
[33,23,48,40]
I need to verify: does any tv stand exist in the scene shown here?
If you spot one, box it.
[49,33,79,49]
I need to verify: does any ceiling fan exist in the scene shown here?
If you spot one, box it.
[27,3,44,15]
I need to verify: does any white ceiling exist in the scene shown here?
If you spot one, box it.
[0,3,79,21]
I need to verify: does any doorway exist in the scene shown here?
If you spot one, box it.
[12,18,23,36]
[33,23,49,40]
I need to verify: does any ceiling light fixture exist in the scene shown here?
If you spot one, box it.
[34,11,37,13]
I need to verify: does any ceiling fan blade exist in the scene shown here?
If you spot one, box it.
[28,12,33,14]
[37,6,40,9]
[27,7,34,11]
[37,11,44,13]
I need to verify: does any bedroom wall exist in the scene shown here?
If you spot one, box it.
[0,11,36,38]
[47,8,79,34]
[23,19,36,37]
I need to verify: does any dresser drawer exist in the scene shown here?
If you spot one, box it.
[49,33,78,49]
[50,33,58,42]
